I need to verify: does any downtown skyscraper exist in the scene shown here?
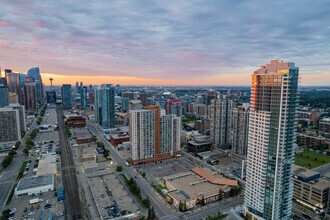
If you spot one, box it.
[95,84,115,129]
[244,60,299,220]
[27,67,44,103]
[61,84,72,108]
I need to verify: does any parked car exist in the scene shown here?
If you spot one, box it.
[30,206,34,211]
[28,211,35,216]
[9,208,16,214]
[23,207,27,212]
[56,212,64,217]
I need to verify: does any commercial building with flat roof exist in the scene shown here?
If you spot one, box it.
[163,167,236,210]
[15,174,54,196]
[88,174,140,219]
[293,165,330,215]
[67,116,86,128]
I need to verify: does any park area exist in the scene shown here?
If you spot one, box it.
[295,151,330,168]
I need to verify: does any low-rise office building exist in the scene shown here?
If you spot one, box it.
[164,167,237,210]
[67,116,86,128]
[293,165,330,214]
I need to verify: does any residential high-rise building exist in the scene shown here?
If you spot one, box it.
[27,67,43,103]
[61,84,72,108]
[5,104,26,135]
[160,114,181,155]
[139,93,148,107]
[95,84,115,129]
[193,103,207,117]
[244,60,299,220]
[165,100,183,117]
[210,96,233,149]
[95,86,102,125]
[0,108,21,144]
[130,106,181,164]
[232,104,250,155]
[24,82,37,112]
[122,92,136,100]
[81,86,87,109]
[0,85,9,107]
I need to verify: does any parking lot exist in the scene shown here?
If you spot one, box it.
[138,158,195,183]
[5,190,64,220]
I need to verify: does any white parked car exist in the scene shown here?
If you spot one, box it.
[28,212,35,216]
[56,212,64,217]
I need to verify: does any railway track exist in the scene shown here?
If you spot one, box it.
[56,105,83,220]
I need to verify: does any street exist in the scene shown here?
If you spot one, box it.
[0,114,38,213]
[87,120,179,219]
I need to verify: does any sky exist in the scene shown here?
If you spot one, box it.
[0,0,330,86]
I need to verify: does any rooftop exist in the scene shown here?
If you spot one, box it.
[16,174,54,191]
[191,167,238,186]
[88,174,140,219]
[293,165,319,179]
[164,171,231,205]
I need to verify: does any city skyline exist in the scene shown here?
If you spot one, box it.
[1,1,330,86]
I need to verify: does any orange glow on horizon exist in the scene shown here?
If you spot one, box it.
[40,73,252,86]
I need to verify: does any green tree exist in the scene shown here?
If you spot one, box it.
[201,196,206,206]
[23,148,29,155]
[142,172,146,177]
[218,189,223,200]
[91,136,97,142]
[179,201,184,212]
[116,165,123,172]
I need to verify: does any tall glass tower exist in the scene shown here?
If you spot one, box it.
[244,60,299,220]
[27,67,43,103]
[95,84,115,129]
[81,86,87,109]
[61,84,72,108]
[101,84,115,129]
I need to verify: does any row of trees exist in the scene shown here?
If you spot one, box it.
[23,129,37,155]
[1,151,17,168]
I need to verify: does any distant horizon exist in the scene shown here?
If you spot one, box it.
[1,69,329,87]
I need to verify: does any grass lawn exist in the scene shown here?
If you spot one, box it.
[295,151,330,168]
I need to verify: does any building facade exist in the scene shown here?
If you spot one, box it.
[244,60,299,220]
[0,108,21,144]
[139,93,148,107]
[232,104,250,155]
[0,85,9,107]
[210,96,233,149]
[24,82,37,112]
[5,104,26,135]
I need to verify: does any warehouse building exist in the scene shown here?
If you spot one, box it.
[14,174,54,197]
